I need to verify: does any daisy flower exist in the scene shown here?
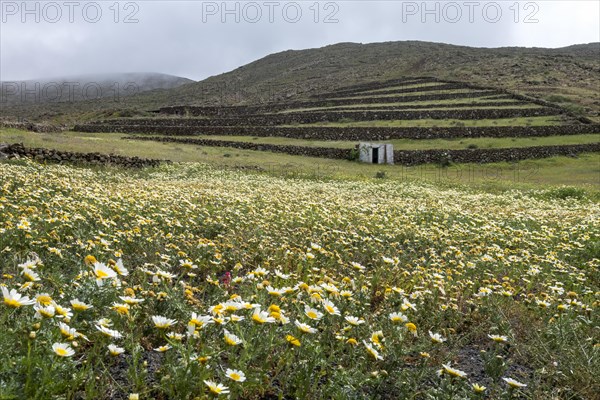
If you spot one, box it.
[120,296,144,305]
[252,308,276,324]
[96,325,123,339]
[108,344,125,356]
[295,320,317,334]
[21,268,40,282]
[503,377,527,388]
[204,380,229,395]
[363,340,383,360]
[389,312,407,323]
[34,304,55,319]
[429,331,446,344]
[52,343,75,357]
[111,303,130,315]
[344,316,365,326]
[154,345,172,352]
[304,305,323,321]
[167,332,184,341]
[2,287,35,308]
[152,315,177,329]
[488,334,508,343]
[58,322,77,340]
[472,383,487,393]
[350,262,365,272]
[113,259,129,276]
[225,368,246,382]
[93,262,117,286]
[35,293,53,306]
[179,259,198,269]
[189,312,214,328]
[70,299,93,311]
[224,329,242,346]
[322,299,340,316]
[405,322,418,336]
[438,364,467,378]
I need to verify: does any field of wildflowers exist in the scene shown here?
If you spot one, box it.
[0,160,598,399]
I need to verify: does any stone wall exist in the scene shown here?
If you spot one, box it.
[123,135,600,166]
[78,107,562,128]
[0,120,64,133]
[123,136,352,160]
[153,99,527,117]
[317,82,468,98]
[394,143,600,165]
[157,90,505,116]
[0,143,164,168]
[76,123,600,141]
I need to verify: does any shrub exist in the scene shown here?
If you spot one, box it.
[346,148,360,161]
[438,153,452,168]
[546,95,569,103]
[544,186,587,200]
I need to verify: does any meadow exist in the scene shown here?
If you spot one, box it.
[0,159,598,399]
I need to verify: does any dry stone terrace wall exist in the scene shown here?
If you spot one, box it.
[318,82,469,98]
[157,90,507,116]
[394,143,600,165]
[280,101,530,112]
[84,108,564,128]
[124,136,352,160]
[0,120,65,133]
[75,122,600,141]
[0,143,164,168]
[124,135,600,166]
[312,76,447,97]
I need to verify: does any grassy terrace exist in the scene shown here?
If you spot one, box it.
[348,81,447,94]
[274,103,539,114]
[273,97,523,113]
[2,128,599,190]
[175,133,600,151]
[330,88,490,100]
[287,116,565,128]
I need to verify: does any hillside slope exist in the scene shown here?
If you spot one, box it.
[1,41,598,123]
[0,73,194,120]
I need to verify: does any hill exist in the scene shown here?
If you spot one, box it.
[0,72,194,121]
[1,41,598,123]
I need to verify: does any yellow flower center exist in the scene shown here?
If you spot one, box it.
[96,270,108,278]
[4,298,21,307]
[252,314,265,323]
[56,348,68,356]
[37,295,52,306]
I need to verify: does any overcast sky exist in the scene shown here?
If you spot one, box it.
[1,0,598,81]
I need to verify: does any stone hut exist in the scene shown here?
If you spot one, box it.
[358,142,394,165]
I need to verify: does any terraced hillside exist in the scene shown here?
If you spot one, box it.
[76,77,599,166]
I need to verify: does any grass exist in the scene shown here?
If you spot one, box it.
[329,88,490,100]
[292,116,565,128]
[2,128,599,192]
[357,81,447,94]
[167,133,600,151]
[274,104,542,114]
[274,97,522,114]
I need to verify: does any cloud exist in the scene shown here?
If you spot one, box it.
[1,0,598,81]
